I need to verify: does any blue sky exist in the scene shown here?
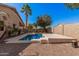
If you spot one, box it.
[6,3,79,27]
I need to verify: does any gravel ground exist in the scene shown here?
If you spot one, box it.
[1,43,79,56]
[19,43,79,56]
[0,43,30,56]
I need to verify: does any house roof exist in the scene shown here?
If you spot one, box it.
[0,3,24,26]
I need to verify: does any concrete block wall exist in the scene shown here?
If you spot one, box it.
[64,24,79,40]
[53,24,64,35]
[53,24,79,41]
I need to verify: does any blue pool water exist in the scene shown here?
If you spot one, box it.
[20,34,43,40]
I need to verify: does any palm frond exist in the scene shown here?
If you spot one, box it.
[65,3,79,9]
[25,4,32,15]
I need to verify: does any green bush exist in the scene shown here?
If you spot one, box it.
[8,28,21,37]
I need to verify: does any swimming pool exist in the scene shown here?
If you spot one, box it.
[20,34,43,41]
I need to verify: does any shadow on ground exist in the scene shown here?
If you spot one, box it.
[0,43,30,56]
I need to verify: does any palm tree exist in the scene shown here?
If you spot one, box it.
[21,4,32,29]
[65,3,79,9]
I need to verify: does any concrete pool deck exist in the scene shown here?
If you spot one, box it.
[5,33,32,43]
[5,33,76,44]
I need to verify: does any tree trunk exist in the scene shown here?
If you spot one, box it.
[43,27,47,33]
[26,14,28,29]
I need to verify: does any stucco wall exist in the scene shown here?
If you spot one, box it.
[53,25,64,35]
[0,5,23,29]
[64,24,79,40]
[53,24,79,41]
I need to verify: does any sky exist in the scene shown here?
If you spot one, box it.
[6,3,79,27]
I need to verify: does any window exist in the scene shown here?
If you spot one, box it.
[3,16,7,20]
[0,21,4,31]
[13,24,18,29]
[13,24,16,29]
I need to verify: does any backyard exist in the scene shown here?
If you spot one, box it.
[1,3,79,56]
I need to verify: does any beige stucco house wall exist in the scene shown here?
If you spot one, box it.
[0,4,24,30]
[53,23,79,41]
[0,4,24,38]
